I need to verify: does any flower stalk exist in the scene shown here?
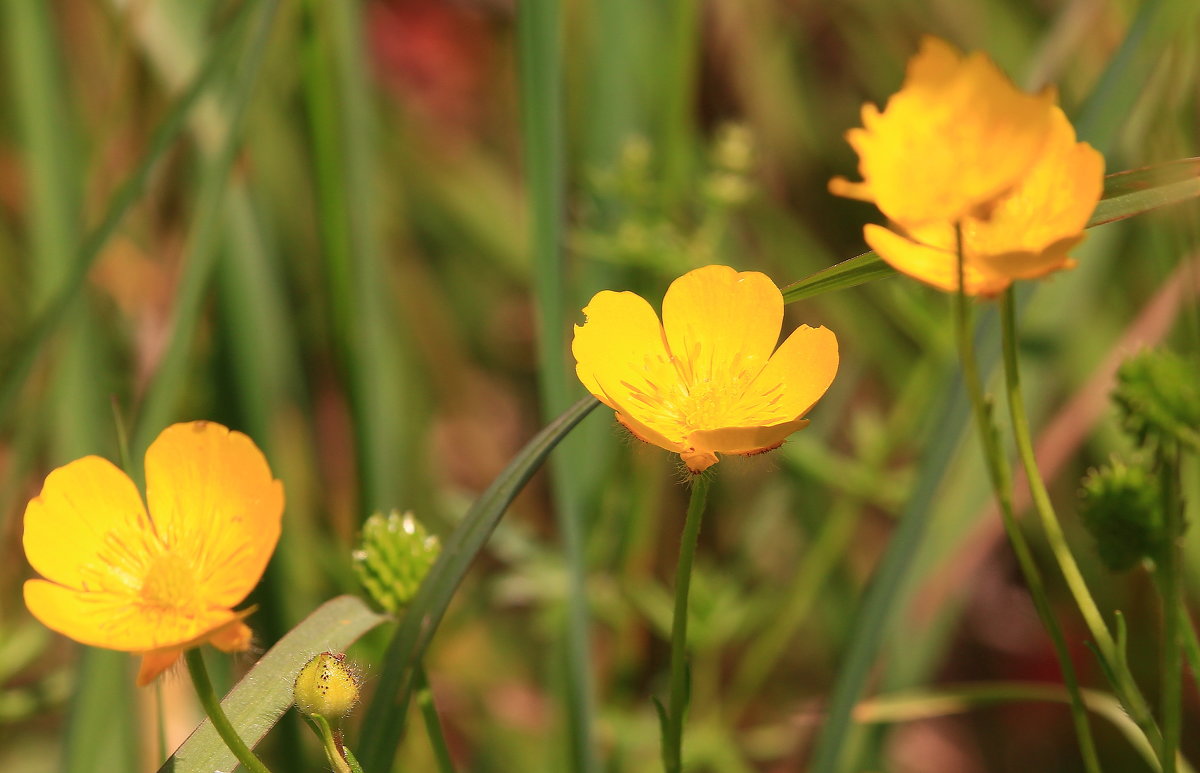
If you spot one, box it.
[955,229,1101,773]
[184,649,273,773]
[661,473,712,773]
[1157,441,1183,773]
[998,289,1164,756]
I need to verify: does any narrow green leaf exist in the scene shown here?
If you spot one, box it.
[356,396,599,772]
[857,683,1157,770]
[130,0,280,461]
[781,159,1200,306]
[157,596,387,773]
[780,251,895,304]
[1088,158,1200,227]
[517,1,597,771]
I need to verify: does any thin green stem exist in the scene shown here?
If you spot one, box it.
[415,665,456,773]
[998,288,1163,754]
[300,714,352,773]
[184,649,272,773]
[956,237,1100,773]
[1158,442,1183,773]
[662,473,712,773]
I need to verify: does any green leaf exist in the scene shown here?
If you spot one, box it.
[157,596,387,773]
[1089,158,1200,228]
[781,251,896,304]
[356,396,599,772]
[780,158,1200,306]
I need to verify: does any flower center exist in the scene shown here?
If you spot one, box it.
[140,553,200,610]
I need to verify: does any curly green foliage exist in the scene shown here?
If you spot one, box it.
[1112,349,1200,452]
[353,511,441,613]
[1079,458,1168,572]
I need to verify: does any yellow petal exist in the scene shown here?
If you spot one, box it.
[756,324,839,420]
[23,578,240,652]
[864,223,1011,297]
[137,649,182,686]
[145,421,284,609]
[573,290,688,444]
[661,265,782,386]
[833,36,1056,226]
[208,619,254,652]
[688,417,811,458]
[615,411,686,454]
[572,289,672,404]
[23,456,155,594]
[969,108,1103,277]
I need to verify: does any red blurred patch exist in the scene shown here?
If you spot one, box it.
[368,0,494,135]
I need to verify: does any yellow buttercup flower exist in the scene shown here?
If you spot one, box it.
[829,36,1057,227]
[22,421,284,686]
[572,265,838,473]
[862,105,1104,296]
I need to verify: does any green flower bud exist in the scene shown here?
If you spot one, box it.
[1113,349,1200,452]
[1079,458,1166,572]
[294,652,361,722]
[353,510,441,613]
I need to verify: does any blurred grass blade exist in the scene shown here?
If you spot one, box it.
[0,0,255,425]
[517,0,597,770]
[301,0,412,512]
[1089,158,1200,227]
[806,363,970,772]
[855,683,1159,771]
[357,397,599,773]
[782,159,1200,305]
[1074,0,1200,154]
[156,596,387,773]
[130,0,280,460]
[781,251,895,304]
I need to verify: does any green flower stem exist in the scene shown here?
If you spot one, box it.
[301,714,353,773]
[998,288,1163,755]
[415,664,456,773]
[184,649,273,773]
[1157,442,1183,773]
[954,232,1100,773]
[662,473,712,773]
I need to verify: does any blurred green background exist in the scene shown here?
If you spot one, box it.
[1,0,1198,771]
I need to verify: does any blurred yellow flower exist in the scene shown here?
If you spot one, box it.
[829,36,1057,227]
[22,421,284,686]
[863,106,1104,295]
[572,265,838,473]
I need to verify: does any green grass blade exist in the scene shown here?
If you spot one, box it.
[857,683,1158,770]
[517,1,597,771]
[781,251,896,304]
[130,0,280,461]
[1089,158,1200,227]
[301,0,412,511]
[156,596,387,773]
[782,159,1200,305]
[356,397,599,773]
[806,364,970,773]
[1074,0,1200,154]
[0,0,254,425]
